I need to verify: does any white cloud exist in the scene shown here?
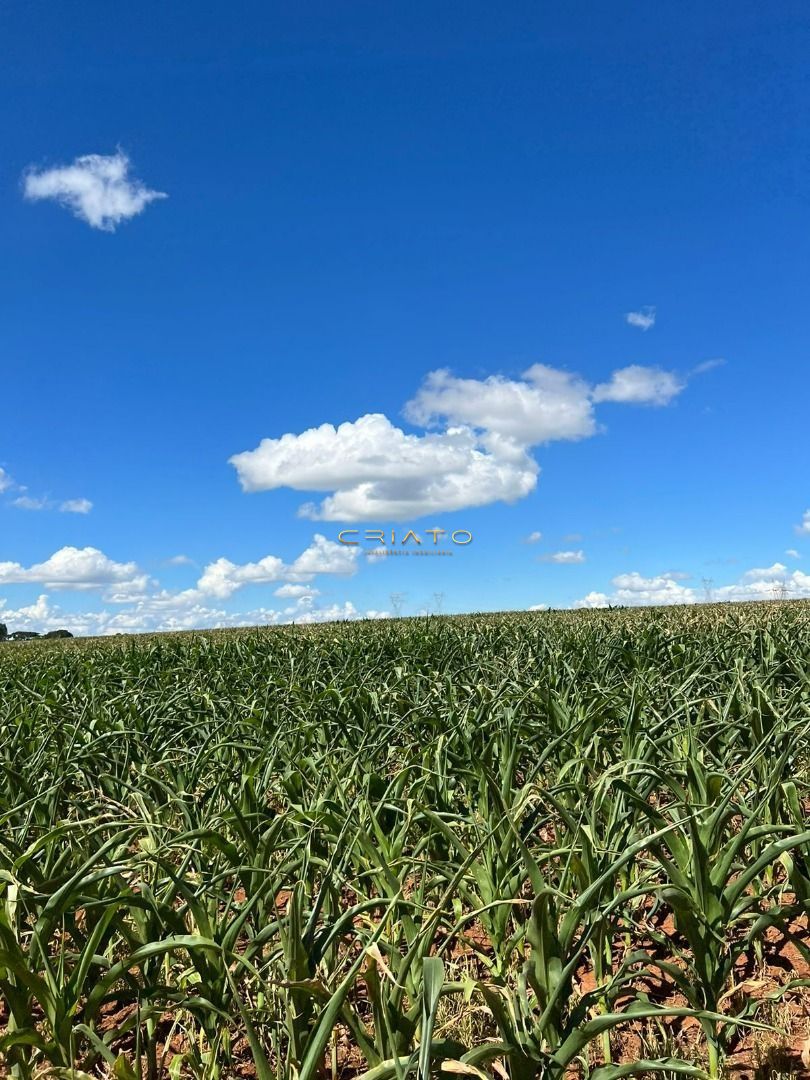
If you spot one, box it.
[0,536,382,637]
[540,550,585,564]
[0,590,385,638]
[524,531,543,544]
[404,366,599,445]
[714,563,810,600]
[196,555,287,599]
[12,495,50,511]
[294,601,365,624]
[794,510,810,536]
[0,546,145,591]
[0,536,364,635]
[1,466,90,513]
[0,594,54,628]
[288,532,360,576]
[166,554,194,566]
[574,562,810,609]
[60,498,93,514]
[741,562,788,580]
[592,365,684,406]
[611,571,695,604]
[625,307,656,331]
[232,414,538,522]
[10,494,93,513]
[528,603,549,611]
[574,592,611,609]
[195,535,360,599]
[231,362,688,521]
[692,358,725,375]
[713,571,810,603]
[23,151,166,231]
[274,583,319,599]
[573,572,694,608]
[786,549,801,559]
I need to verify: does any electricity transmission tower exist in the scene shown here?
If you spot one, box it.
[772,579,790,602]
[702,577,714,604]
[389,592,406,618]
[432,592,445,615]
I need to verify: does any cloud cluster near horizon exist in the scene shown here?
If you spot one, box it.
[23,151,166,231]
[572,562,810,609]
[0,535,356,596]
[2,538,810,639]
[230,363,690,521]
[0,536,379,636]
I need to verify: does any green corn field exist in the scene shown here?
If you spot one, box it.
[1,603,809,1080]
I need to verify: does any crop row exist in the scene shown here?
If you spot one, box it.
[1,604,809,1079]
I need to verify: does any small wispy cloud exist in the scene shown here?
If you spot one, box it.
[13,495,50,511]
[166,554,194,566]
[0,468,14,493]
[795,510,810,537]
[11,494,92,513]
[60,498,93,514]
[524,531,543,544]
[539,550,586,564]
[23,151,166,231]
[692,358,725,376]
[786,548,801,559]
[593,365,683,406]
[625,306,656,331]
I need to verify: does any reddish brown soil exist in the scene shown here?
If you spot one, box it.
[1,908,808,1078]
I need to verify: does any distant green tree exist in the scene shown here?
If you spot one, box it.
[0,623,7,641]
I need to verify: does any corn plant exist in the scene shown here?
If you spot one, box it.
[0,602,808,1078]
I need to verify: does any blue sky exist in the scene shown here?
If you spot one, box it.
[1,1,809,632]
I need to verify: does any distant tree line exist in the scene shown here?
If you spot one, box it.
[0,623,73,642]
